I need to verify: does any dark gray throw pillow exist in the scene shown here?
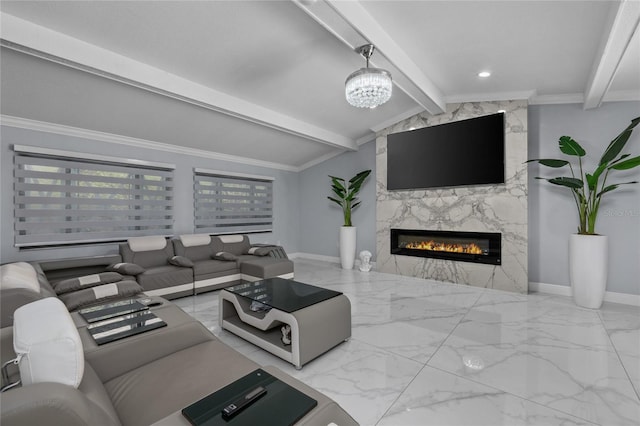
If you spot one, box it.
[59,280,144,311]
[52,272,123,295]
[246,246,273,256]
[212,252,238,261]
[168,255,194,267]
[106,262,146,276]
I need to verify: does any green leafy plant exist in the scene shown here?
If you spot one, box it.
[328,170,371,227]
[526,116,640,235]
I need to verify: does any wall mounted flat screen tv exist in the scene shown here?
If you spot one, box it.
[387,113,505,190]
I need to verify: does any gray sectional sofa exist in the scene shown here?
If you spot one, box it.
[0,236,357,426]
[120,234,294,299]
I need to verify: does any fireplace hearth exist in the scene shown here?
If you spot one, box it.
[390,229,501,265]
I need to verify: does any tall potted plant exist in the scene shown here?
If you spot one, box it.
[328,170,371,269]
[527,116,639,308]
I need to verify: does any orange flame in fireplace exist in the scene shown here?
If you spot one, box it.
[402,240,484,255]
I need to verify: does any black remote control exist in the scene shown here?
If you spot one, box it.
[221,386,267,420]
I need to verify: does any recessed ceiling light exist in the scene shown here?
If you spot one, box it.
[478,71,491,78]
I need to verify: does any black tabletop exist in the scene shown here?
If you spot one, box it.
[225,278,341,313]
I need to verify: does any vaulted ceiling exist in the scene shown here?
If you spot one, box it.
[1,1,639,171]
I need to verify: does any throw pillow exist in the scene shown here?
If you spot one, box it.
[168,255,194,267]
[106,262,146,276]
[246,246,273,256]
[52,272,123,295]
[212,252,238,261]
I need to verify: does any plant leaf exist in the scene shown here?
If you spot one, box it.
[589,163,608,186]
[558,136,586,157]
[597,181,639,197]
[329,177,345,191]
[586,173,596,191]
[349,170,371,185]
[547,177,583,189]
[599,117,640,165]
[327,196,342,206]
[525,159,569,167]
[611,155,640,170]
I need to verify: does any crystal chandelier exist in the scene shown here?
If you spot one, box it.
[345,44,392,109]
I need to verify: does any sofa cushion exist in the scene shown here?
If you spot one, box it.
[212,251,238,261]
[106,262,145,276]
[127,236,167,252]
[120,242,175,269]
[104,340,259,426]
[0,262,40,293]
[136,265,193,292]
[168,255,194,268]
[216,235,251,256]
[241,258,294,279]
[173,239,214,262]
[217,234,245,244]
[58,281,143,311]
[13,297,84,388]
[193,259,238,276]
[179,234,211,247]
[52,272,123,295]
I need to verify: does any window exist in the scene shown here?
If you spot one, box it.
[14,145,174,247]
[194,168,273,234]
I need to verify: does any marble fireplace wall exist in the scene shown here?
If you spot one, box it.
[376,100,528,293]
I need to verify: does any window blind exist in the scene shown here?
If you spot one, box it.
[194,170,273,234]
[14,146,174,247]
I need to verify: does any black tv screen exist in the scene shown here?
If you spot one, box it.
[387,113,505,190]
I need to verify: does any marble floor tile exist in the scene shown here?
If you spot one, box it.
[428,292,640,425]
[173,259,640,426]
[598,304,640,397]
[378,366,595,426]
[238,337,424,426]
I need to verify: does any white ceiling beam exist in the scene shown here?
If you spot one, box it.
[294,0,446,115]
[0,13,357,151]
[583,0,640,109]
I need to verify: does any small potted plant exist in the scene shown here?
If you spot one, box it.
[527,116,639,308]
[328,170,371,269]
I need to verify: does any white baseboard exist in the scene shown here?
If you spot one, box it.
[529,282,640,307]
[289,252,377,270]
[289,252,340,263]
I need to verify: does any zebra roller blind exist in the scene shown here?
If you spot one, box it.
[194,169,273,234]
[14,146,174,247]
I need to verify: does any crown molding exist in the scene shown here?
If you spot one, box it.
[0,115,300,172]
[529,93,585,105]
[445,90,536,105]
[603,89,640,102]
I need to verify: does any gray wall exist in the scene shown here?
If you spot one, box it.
[297,141,376,260]
[528,102,640,295]
[0,126,300,263]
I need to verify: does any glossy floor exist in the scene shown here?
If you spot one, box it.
[173,259,640,426]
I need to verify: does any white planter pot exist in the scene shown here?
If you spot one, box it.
[569,234,608,309]
[339,226,357,270]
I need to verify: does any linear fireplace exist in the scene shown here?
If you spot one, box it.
[390,229,501,265]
